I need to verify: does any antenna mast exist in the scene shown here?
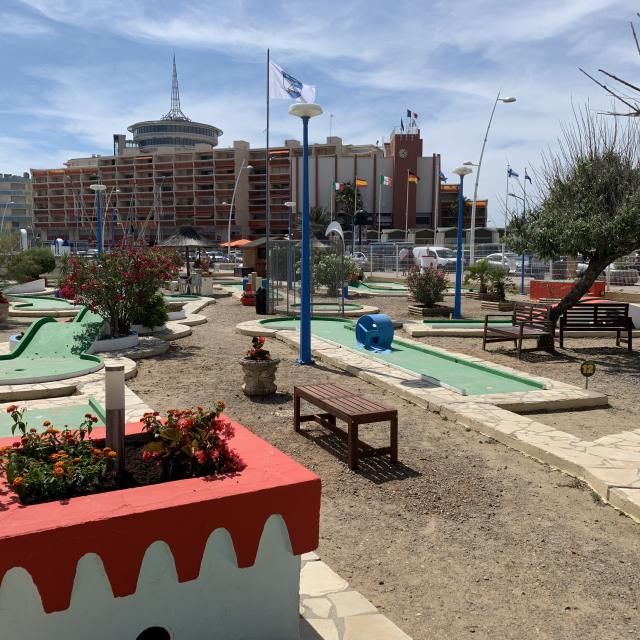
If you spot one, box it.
[162,54,190,121]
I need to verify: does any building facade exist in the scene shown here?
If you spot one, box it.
[0,173,33,232]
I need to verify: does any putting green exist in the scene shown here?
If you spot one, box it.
[260,317,543,396]
[355,281,407,294]
[9,295,82,311]
[0,308,104,385]
[163,294,201,302]
[423,319,513,328]
[0,398,105,437]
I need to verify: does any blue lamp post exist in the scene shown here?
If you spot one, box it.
[289,102,323,365]
[90,183,106,257]
[451,166,473,319]
[284,200,296,292]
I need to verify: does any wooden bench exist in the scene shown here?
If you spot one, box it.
[294,383,398,470]
[483,301,554,359]
[559,302,633,351]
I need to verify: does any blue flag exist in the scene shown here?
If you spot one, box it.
[524,169,532,183]
[507,167,519,178]
[439,171,447,183]
[400,118,405,132]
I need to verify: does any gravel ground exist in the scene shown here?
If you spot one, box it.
[122,298,640,640]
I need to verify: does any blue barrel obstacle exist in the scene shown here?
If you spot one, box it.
[355,314,394,353]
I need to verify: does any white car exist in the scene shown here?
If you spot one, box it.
[484,252,519,273]
[412,246,458,270]
[349,252,368,267]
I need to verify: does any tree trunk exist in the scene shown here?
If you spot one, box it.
[538,255,613,348]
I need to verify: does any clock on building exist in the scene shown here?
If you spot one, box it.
[398,148,408,159]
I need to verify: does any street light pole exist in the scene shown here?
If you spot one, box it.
[90,184,106,257]
[289,102,323,365]
[0,201,16,232]
[226,161,253,256]
[452,166,473,319]
[467,93,516,265]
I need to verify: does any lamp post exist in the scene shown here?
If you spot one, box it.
[289,102,323,365]
[284,200,296,292]
[105,187,120,249]
[467,93,516,265]
[90,184,106,257]
[452,166,473,319]
[226,161,253,256]
[508,192,526,294]
[0,201,15,232]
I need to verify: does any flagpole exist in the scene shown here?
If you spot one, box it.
[405,170,409,241]
[352,182,357,254]
[330,183,334,221]
[377,176,382,240]
[265,48,271,311]
[502,167,509,270]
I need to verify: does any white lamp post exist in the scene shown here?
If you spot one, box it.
[226,161,253,256]
[468,94,516,265]
[452,165,473,319]
[289,102,323,365]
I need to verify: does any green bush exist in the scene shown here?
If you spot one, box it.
[131,293,169,329]
[487,265,513,301]
[7,248,56,283]
[464,259,491,294]
[407,266,448,307]
[310,250,357,297]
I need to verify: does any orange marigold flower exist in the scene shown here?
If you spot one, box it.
[5,404,17,413]
[12,477,23,486]
[45,427,60,434]
[91,448,102,456]
[57,451,68,458]
[43,420,51,427]
[107,451,117,459]
[73,457,81,463]
[50,453,59,461]
[53,467,64,477]
[102,447,112,453]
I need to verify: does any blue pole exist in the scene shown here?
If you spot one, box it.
[454,174,465,319]
[95,190,103,257]
[298,116,313,364]
[520,254,525,295]
[287,205,293,291]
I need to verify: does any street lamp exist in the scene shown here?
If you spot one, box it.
[508,191,526,294]
[452,165,473,319]
[289,102,323,365]
[90,184,106,256]
[468,93,516,266]
[284,200,296,292]
[226,161,253,256]
[0,201,16,232]
[105,187,120,249]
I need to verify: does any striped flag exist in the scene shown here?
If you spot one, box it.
[355,178,368,188]
[380,175,392,186]
[407,170,420,184]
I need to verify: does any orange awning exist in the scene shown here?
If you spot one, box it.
[219,239,251,247]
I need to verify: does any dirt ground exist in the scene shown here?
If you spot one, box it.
[123,297,640,640]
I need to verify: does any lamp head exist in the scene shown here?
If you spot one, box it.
[246,165,253,170]
[463,161,477,166]
[90,184,106,192]
[284,201,296,208]
[452,166,473,177]
[500,96,517,103]
[288,103,323,119]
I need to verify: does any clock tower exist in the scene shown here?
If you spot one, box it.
[390,132,423,231]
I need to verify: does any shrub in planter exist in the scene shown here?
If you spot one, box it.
[131,292,169,330]
[59,246,180,338]
[487,265,514,302]
[407,265,448,307]
[309,250,358,296]
[464,258,491,294]
[6,248,56,283]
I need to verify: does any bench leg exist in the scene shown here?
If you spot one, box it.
[294,394,301,432]
[616,330,620,347]
[390,415,398,464]
[347,421,358,470]
[517,336,523,360]
[629,329,633,352]
[559,330,564,349]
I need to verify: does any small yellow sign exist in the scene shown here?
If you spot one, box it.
[580,361,596,377]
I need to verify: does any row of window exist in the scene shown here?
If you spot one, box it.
[132,124,217,136]
[135,137,216,148]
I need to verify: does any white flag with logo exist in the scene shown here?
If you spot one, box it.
[269,60,316,103]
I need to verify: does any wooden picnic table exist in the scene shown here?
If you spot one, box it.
[294,383,398,470]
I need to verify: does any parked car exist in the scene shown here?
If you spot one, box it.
[484,252,519,273]
[412,246,457,270]
[206,250,230,263]
[348,251,368,267]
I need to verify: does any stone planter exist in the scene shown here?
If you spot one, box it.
[240,358,280,396]
[408,303,453,318]
[0,302,8,323]
[91,331,139,353]
[130,324,168,336]
[0,420,321,640]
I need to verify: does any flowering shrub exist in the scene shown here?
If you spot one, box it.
[0,405,113,505]
[59,246,181,338]
[406,266,448,307]
[141,403,245,480]
[244,336,271,361]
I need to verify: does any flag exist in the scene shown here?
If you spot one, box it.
[355,178,368,188]
[524,169,532,184]
[407,108,418,119]
[380,175,392,186]
[268,60,316,103]
[439,171,447,183]
[333,181,344,192]
[408,170,419,184]
[507,167,519,178]
[400,118,405,132]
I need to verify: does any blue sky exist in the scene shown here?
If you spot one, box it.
[1,0,638,224]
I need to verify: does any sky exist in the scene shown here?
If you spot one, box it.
[1,0,639,225]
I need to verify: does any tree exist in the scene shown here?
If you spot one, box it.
[309,206,329,238]
[0,230,19,269]
[506,107,640,339]
[335,181,363,222]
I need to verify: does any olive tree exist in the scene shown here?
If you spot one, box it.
[507,108,640,330]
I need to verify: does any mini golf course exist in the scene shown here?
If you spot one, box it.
[9,295,82,313]
[351,281,408,295]
[259,317,544,396]
[0,307,104,385]
[275,301,380,318]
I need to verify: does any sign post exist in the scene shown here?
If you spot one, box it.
[580,361,596,390]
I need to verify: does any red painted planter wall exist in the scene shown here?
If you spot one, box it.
[0,420,321,613]
[529,279,606,301]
